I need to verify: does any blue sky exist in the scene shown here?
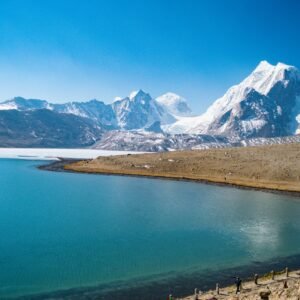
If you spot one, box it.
[0,0,299,113]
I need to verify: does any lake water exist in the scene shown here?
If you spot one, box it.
[0,159,300,299]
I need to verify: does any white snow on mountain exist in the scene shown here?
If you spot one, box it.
[0,97,49,111]
[161,115,199,133]
[156,92,192,117]
[294,96,300,134]
[55,103,89,118]
[245,61,299,95]
[0,103,18,110]
[165,61,300,137]
[129,90,140,100]
[111,89,176,129]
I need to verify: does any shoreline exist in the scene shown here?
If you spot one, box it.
[60,144,300,196]
[183,269,300,300]
[39,159,300,198]
[14,253,300,299]
[38,158,82,172]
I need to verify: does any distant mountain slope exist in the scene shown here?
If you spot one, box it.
[0,110,103,147]
[240,134,300,147]
[92,130,300,152]
[92,130,231,152]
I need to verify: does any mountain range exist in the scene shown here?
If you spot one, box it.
[0,60,299,150]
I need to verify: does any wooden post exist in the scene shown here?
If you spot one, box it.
[271,270,275,280]
[216,283,220,295]
[285,267,289,278]
[254,273,259,285]
[194,288,198,300]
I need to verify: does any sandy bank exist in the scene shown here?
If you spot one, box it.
[64,143,300,194]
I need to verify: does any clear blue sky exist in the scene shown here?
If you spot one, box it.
[0,0,299,113]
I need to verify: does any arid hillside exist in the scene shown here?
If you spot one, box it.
[65,143,300,193]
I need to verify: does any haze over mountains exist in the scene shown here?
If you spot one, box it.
[0,61,299,150]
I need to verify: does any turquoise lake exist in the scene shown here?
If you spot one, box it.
[0,159,300,298]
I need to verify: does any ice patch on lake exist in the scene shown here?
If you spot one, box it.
[0,148,142,160]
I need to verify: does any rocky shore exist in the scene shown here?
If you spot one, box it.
[38,158,81,172]
[182,270,300,300]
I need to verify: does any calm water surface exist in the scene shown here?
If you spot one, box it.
[0,159,300,298]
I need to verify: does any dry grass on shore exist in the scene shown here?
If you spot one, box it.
[65,143,300,193]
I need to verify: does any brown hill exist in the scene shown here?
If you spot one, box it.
[65,143,300,194]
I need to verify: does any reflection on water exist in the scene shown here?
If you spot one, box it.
[0,159,299,298]
[240,221,280,254]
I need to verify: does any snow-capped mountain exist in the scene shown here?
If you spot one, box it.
[0,90,180,131]
[166,61,300,140]
[156,92,192,117]
[111,89,174,130]
[52,100,117,128]
[1,60,300,149]
[0,97,51,111]
[0,97,117,129]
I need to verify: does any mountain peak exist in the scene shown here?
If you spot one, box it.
[157,92,184,103]
[113,96,122,102]
[254,60,274,72]
[243,60,299,96]
[129,90,139,99]
[156,92,192,117]
[129,89,148,100]
[0,97,50,111]
[254,60,296,73]
[276,61,294,70]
